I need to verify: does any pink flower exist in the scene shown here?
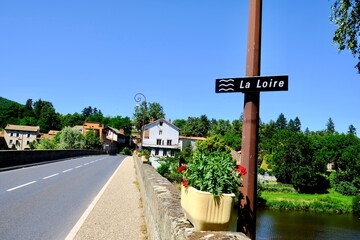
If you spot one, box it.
[237,165,247,175]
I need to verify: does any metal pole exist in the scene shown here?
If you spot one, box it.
[238,0,262,239]
[134,93,147,148]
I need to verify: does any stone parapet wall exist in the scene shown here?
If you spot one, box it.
[133,154,249,240]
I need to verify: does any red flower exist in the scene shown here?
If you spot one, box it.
[237,165,247,175]
[177,165,186,173]
[182,179,189,189]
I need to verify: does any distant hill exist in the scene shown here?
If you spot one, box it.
[0,97,23,108]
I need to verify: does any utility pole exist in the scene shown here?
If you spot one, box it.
[238,0,262,239]
[215,1,287,238]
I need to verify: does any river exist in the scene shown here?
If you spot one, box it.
[256,208,360,240]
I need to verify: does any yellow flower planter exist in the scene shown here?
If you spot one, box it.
[181,185,235,231]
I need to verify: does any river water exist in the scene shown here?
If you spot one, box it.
[256,208,360,240]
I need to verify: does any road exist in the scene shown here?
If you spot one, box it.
[0,155,124,240]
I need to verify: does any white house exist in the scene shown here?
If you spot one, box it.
[179,136,206,151]
[142,118,180,168]
[4,124,40,150]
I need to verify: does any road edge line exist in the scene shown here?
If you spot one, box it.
[64,156,129,240]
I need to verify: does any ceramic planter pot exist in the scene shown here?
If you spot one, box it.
[181,185,235,231]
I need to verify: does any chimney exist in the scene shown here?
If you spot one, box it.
[168,118,172,123]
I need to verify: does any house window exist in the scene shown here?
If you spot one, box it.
[155,148,159,156]
[16,133,19,137]
[167,140,172,145]
[159,121,163,126]
[9,140,13,144]
[157,139,162,145]
[27,134,31,138]
[144,129,150,139]
[159,130,162,135]
[26,141,30,145]
[170,150,175,156]
[163,150,167,156]
[10,133,13,137]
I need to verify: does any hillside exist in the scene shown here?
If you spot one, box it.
[0,97,22,108]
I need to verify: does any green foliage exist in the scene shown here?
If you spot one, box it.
[120,147,132,155]
[83,130,102,150]
[262,190,353,213]
[331,0,360,73]
[59,126,84,149]
[179,140,193,163]
[183,151,242,196]
[35,138,58,150]
[353,195,360,215]
[261,183,296,193]
[139,149,150,159]
[195,135,230,154]
[292,170,329,194]
[156,156,182,183]
[276,113,287,130]
[180,115,210,137]
[288,117,301,132]
[148,102,165,121]
[326,117,336,134]
[133,101,165,132]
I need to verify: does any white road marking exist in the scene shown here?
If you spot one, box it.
[7,181,37,192]
[43,173,59,179]
[5,157,106,193]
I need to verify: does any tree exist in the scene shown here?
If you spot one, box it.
[83,130,102,150]
[109,116,132,136]
[24,99,34,118]
[148,102,165,121]
[331,0,360,73]
[209,119,231,136]
[181,115,210,137]
[59,126,84,149]
[133,101,149,132]
[288,117,301,132]
[33,99,61,132]
[173,119,187,133]
[270,130,329,193]
[34,138,58,150]
[61,112,84,127]
[326,117,336,134]
[348,124,357,135]
[82,106,93,119]
[275,113,287,130]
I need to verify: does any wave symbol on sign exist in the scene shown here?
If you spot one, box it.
[218,79,235,92]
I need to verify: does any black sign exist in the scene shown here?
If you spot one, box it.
[215,75,288,93]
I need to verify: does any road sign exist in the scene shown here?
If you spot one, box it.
[215,75,288,93]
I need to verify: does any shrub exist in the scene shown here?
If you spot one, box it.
[335,181,358,196]
[353,195,360,215]
[156,156,182,183]
[121,147,132,155]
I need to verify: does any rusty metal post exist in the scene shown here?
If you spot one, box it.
[238,0,262,239]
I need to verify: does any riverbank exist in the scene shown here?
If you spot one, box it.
[260,188,354,213]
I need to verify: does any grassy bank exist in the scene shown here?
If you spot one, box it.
[261,189,354,213]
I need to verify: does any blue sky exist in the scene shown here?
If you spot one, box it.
[1,0,359,135]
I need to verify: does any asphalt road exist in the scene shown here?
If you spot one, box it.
[0,155,124,240]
